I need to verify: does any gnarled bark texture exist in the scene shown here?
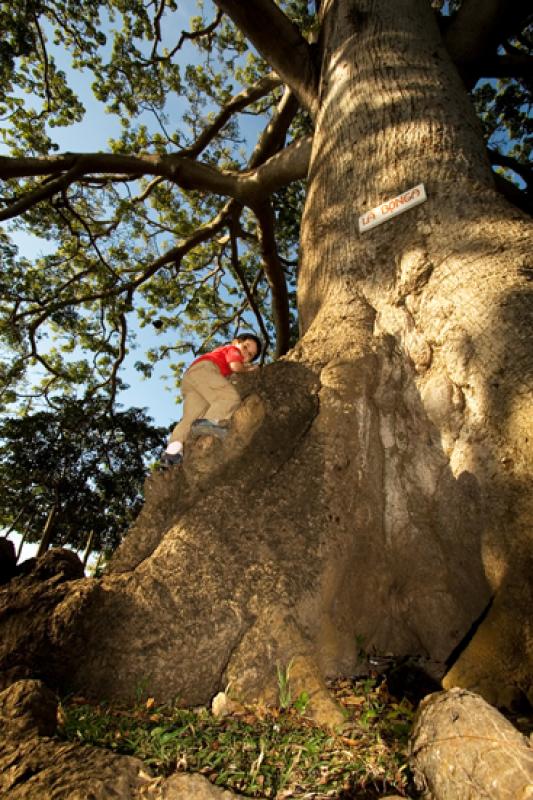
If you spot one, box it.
[293,0,533,705]
[1,0,531,722]
[0,679,242,799]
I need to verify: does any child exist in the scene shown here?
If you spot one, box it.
[161,333,262,467]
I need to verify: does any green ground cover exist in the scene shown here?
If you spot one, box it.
[59,676,416,798]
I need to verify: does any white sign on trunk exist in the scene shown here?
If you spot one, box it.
[358,183,427,232]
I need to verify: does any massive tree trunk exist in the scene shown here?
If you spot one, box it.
[42,0,532,718]
[293,0,533,705]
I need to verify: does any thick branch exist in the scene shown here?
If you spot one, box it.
[0,164,83,222]
[248,136,312,200]
[492,172,533,216]
[213,0,319,117]
[0,137,312,217]
[171,135,311,205]
[215,90,302,353]
[466,53,533,79]
[0,152,186,181]
[249,86,300,167]
[255,202,291,357]
[445,0,532,83]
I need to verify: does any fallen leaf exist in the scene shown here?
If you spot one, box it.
[341,696,366,706]
[339,736,360,746]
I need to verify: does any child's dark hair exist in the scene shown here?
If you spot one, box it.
[234,332,262,361]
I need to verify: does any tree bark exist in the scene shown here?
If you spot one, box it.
[410,688,533,799]
[36,505,59,558]
[294,0,532,703]
[81,531,95,570]
[15,529,27,563]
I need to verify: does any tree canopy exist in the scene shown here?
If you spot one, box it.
[0,0,531,413]
[0,397,166,556]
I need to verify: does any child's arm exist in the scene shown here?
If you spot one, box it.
[228,360,258,373]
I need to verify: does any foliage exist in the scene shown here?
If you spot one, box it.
[59,676,416,798]
[474,74,532,187]
[0,396,165,554]
[0,0,531,412]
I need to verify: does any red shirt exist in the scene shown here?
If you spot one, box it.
[191,344,243,378]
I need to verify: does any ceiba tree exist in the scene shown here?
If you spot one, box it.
[0,1,532,717]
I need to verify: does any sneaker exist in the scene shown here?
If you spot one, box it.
[191,419,228,438]
[160,451,183,468]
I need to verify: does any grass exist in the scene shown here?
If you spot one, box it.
[58,675,417,799]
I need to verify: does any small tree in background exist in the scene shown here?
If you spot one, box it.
[0,398,166,560]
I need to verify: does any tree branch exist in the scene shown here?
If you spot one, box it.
[162,9,223,61]
[254,201,290,357]
[0,164,83,221]
[210,88,302,354]
[492,171,533,216]
[229,214,271,354]
[61,193,119,279]
[213,0,319,117]
[4,87,309,376]
[150,0,167,58]
[129,204,231,289]
[249,86,300,167]
[14,204,231,330]
[0,152,171,180]
[469,53,533,78]
[91,307,129,407]
[444,0,532,84]
[33,13,52,112]
[489,148,532,215]
[180,74,282,160]
[131,176,164,203]
[0,135,312,217]
[247,136,312,200]
[488,148,532,187]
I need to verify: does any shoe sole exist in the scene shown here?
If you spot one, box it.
[160,456,183,468]
[190,427,228,440]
